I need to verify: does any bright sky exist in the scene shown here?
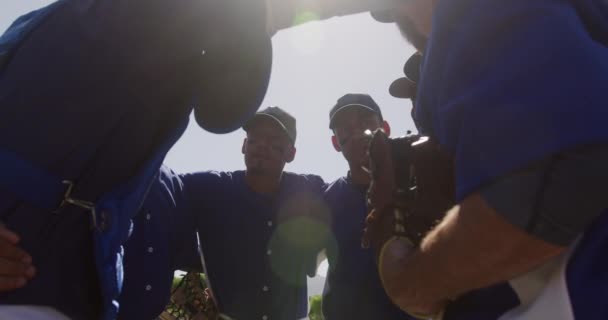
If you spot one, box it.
[1,1,416,183]
[2,0,416,307]
[166,15,417,182]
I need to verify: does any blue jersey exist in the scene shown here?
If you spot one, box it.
[117,166,200,320]
[416,0,608,319]
[417,0,608,201]
[322,176,412,320]
[181,171,326,320]
[0,0,266,318]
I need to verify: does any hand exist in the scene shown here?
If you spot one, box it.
[362,129,401,254]
[364,130,455,247]
[0,223,35,291]
[362,208,395,254]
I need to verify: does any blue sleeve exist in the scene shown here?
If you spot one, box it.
[417,0,608,200]
[301,174,330,276]
[305,174,327,195]
[157,167,201,271]
[179,171,226,240]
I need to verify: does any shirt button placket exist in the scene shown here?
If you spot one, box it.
[144,210,153,295]
[264,219,272,320]
[261,285,270,320]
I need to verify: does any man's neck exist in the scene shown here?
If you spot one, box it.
[348,167,370,188]
[245,171,283,194]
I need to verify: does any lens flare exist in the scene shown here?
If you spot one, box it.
[287,11,326,55]
[266,192,337,285]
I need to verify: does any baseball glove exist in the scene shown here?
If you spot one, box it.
[362,129,455,254]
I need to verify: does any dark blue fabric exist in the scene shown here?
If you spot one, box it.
[0,0,65,74]
[443,283,520,320]
[0,1,68,211]
[0,0,208,317]
[322,177,412,320]
[0,138,180,320]
[181,171,326,320]
[572,0,608,46]
[566,210,608,320]
[414,1,608,318]
[416,0,608,201]
[0,148,67,210]
[117,166,200,320]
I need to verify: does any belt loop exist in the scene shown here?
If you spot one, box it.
[56,180,98,230]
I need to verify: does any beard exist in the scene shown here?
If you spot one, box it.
[345,140,371,171]
[247,167,266,176]
[246,155,283,177]
[246,158,268,176]
[395,15,428,52]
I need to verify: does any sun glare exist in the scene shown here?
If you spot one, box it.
[317,259,329,278]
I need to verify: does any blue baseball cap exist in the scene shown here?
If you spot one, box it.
[329,94,383,129]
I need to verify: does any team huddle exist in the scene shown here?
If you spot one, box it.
[0,0,607,319]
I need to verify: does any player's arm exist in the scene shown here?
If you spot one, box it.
[379,194,565,315]
[173,172,218,273]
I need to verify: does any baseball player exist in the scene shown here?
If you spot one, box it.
[0,108,326,320]
[180,107,328,319]
[322,94,413,320]
[0,0,272,318]
[366,0,608,319]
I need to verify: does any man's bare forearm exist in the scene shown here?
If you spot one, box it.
[380,193,566,314]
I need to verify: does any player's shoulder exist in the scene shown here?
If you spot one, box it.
[179,169,245,188]
[282,171,325,190]
[323,176,350,197]
[158,165,183,190]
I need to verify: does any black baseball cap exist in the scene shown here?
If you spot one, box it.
[243,106,297,143]
[389,53,422,98]
[329,94,383,129]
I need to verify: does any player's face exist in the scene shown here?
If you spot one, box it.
[392,0,438,51]
[332,108,383,169]
[243,117,294,176]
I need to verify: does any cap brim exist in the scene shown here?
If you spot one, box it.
[404,53,423,83]
[370,10,394,23]
[243,113,294,143]
[389,77,417,99]
[329,104,378,128]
